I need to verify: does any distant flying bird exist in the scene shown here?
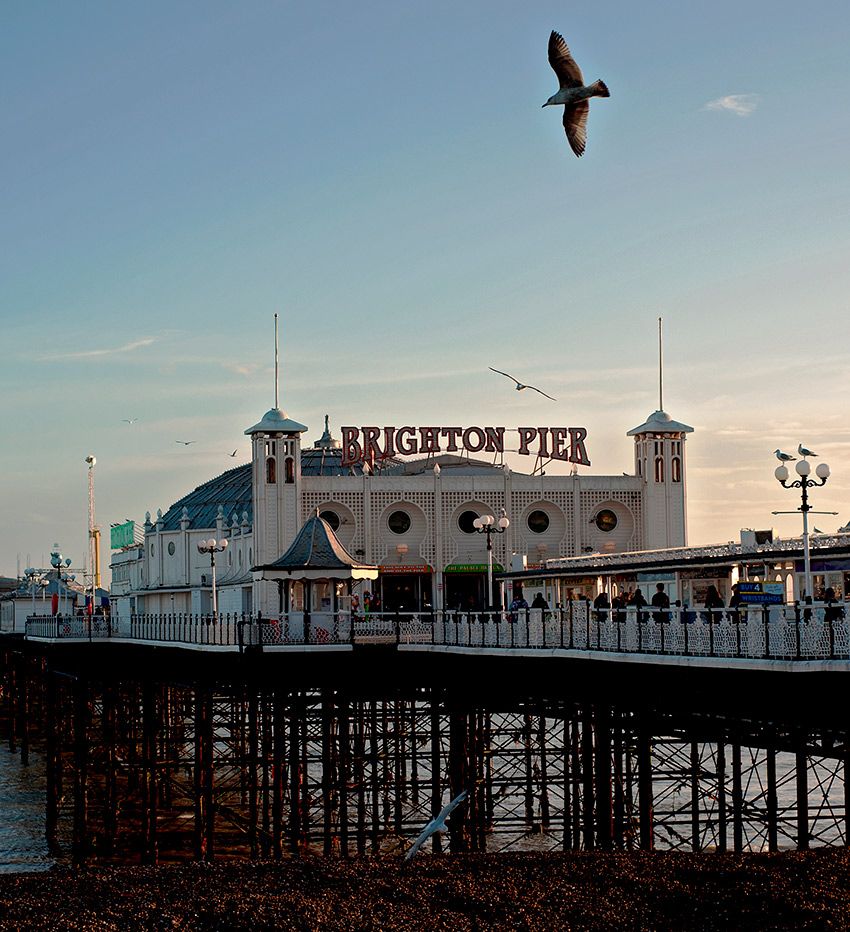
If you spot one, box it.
[404,791,468,861]
[798,444,818,458]
[122,418,138,425]
[543,30,610,157]
[489,368,557,401]
[175,440,195,446]
[774,449,796,463]
[813,527,824,534]
[228,450,237,458]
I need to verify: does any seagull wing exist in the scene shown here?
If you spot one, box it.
[527,384,558,402]
[489,367,520,384]
[563,101,589,157]
[548,31,584,89]
[404,819,437,861]
[436,790,469,824]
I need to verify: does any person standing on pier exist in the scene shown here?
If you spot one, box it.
[703,584,724,623]
[651,583,670,624]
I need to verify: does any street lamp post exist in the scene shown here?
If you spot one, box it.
[473,511,510,610]
[773,457,833,600]
[197,538,229,615]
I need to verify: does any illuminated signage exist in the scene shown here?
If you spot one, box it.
[110,520,136,550]
[340,426,590,468]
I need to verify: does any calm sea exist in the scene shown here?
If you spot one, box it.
[0,747,53,873]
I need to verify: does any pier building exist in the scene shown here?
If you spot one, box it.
[110,394,693,619]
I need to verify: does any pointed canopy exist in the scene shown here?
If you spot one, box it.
[244,407,308,436]
[627,409,693,437]
[252,514,378,582]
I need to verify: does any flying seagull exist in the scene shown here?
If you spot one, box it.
[122,418,138,425]
[774,449,796,462]
[404,790,468,861]
[489,367,557,401]
[228,449,238,458]
[175,440,195,446]
[798,443,818,458]
[543,30,610,157]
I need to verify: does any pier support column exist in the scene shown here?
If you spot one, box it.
[796,729,809,851]
[141,678,158,865]
[72,676,89,866]
[594,705,613,850]
[637,716,653,851]
[447,707,470,852]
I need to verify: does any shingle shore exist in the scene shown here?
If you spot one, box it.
[1,850,848,930]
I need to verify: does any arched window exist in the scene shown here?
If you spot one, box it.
[654,456,664,483]
[671,456,681,483]
[285,457,295,484]
[266,456,277,484]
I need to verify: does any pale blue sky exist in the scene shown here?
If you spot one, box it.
[2,1,850,576]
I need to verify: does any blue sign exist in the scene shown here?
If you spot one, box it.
[737,582,784,604]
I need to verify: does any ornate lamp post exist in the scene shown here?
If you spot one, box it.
[23,568,49,614]
[49,550,75,613]
[473,511,510,610]
[197,538,228,615]
[773,457,833,600]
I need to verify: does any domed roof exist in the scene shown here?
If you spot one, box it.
[627,409,693,436]
[158,464,252,531]
[244,407,308,435]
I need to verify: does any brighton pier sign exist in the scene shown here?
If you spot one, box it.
[340,426,590,468]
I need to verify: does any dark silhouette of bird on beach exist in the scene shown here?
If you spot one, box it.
[543,30,610,157]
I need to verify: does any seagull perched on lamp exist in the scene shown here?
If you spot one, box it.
[543,30,610,157]
[489,368,557,401]
[798,444,818,458]
[404,790,468,861]
[774,449,796,463]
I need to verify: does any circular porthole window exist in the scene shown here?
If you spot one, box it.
[388,510,411,535]
[320,510,341,531]
[167,541,175,556]
[458,510,480,534]
[527,510,550,534]
[595,509,618,533]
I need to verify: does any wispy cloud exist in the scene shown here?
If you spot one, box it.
[38,337,156,361]
[704,94,760,117]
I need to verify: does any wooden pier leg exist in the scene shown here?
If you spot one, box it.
[766,739,778,853]
[248,685,259,859]
[338,696,350,859]
[717,741,727,852]
[272,689,284,860]
[72,676,90,866]
[430,691,443,855]
[594,705,613,850]
[447,707,470,852]
[45,669,61,854]
[691,741,701,852]
[637,716,653,851]
[731,739,743,853]
[796,730,809,851]
[141,678,158,865]
[613,713,625,849]
[582,706,595,849]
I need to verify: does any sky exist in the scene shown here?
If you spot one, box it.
[2,1,850,579]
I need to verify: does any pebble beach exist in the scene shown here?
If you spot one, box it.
[1,850,849,930]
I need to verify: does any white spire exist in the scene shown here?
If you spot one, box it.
[274,312,279,410]
[658,316,663,412]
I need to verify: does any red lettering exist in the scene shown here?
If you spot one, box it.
[382,426,396,458]
[340,427,362,467]
[484,426,505,453]
[396,426,417,456]
[517,427,537,455]
[569,427,591,466]
[419,427,441,454]
[442,427,463,452]
[550,427,569,461]
[537,428,549,458]
[463,426,486,452]
[362,426,382,464]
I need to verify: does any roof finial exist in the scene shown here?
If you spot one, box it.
[658,316,663,412]
[274,313,279,410]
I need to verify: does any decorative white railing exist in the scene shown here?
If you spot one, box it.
[21,603,850,661]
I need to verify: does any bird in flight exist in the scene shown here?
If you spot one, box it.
[404,790,468,861]
[228,450,237,458]
[774,449,796,462]
[175,440,195,446]
[543,30,610,157]
[122,418,138,425]
[798,443,818,458]
[489,367,557,401]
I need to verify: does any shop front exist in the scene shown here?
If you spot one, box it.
[377,564,433,612]
[443,563,504,611]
